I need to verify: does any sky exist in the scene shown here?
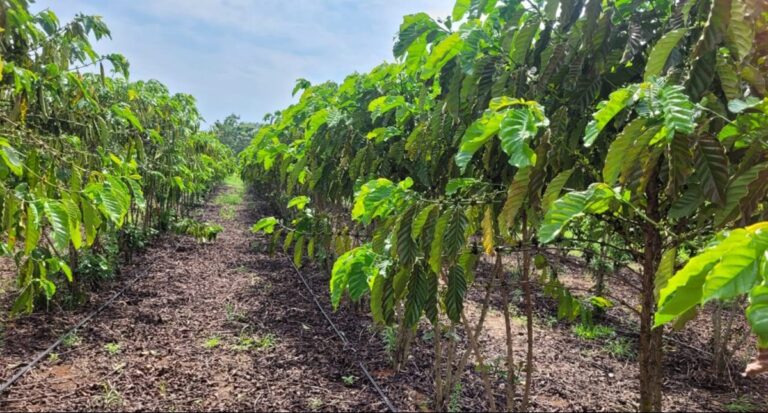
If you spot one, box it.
[31,0,453,126]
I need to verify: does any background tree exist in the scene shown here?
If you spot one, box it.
[210,114,260,154]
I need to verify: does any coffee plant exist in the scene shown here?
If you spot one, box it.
[0,1,234,313]
[243,0,766,410]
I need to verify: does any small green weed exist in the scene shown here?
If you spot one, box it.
[100,382,123,408]
[104,342,121,355]
[572,323,615,340]
[203,336,221,349]
[220,205,236,220]
[341,375,357,386]
[308,398,324,410]
[48,352,60,363]
[62,331,82,348]
[448,382,462,413]
[725,396,762,413]
[604,338,636,359]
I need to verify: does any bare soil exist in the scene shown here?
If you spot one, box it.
[0,185,766,412]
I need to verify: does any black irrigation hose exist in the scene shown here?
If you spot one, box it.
[0,271,147,396]
[281,253,398,413]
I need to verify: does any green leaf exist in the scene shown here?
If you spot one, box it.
[305,109,329,140]
[455,111,504,172]
[498,108,538,168]
[429,212,450,273]
[694,135,729,206]
[443,207,468,258]
[62,197,82,250]
[24,203,40,255]
[412,204,438,241]
[584,87,636,147]
[499,166,531,233]
[82,199,101,246]
[396,205,418,267]
[747,285,768,344]
[368,96,406,121]
[538,183,618,244]
[111,104,144,132]
[252,217,278,234]
[509,17,539,66]
[445,178,480,195]
[404,264,428,327]
[644,29,687,81]
[445,265,467,322]
[394,13,438,58]
[541,169,574,215]
[654,248,677,301]
[453,0,471,21]
[0,140,24,176]
[603,118,647,185]
[287,196,310,210]
[701,230,765,302]
[293,235,305,267]
[44,201,70,252]
[715,162,767,227]
[726,0,754,63]
[330,246,377,309]
[421,33,464,80]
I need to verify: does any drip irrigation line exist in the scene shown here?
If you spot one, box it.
[281,253,397,413]
[0,270,147,396]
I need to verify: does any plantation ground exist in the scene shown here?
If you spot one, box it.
[1,181,767,412]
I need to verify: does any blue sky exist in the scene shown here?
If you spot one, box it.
[32,1,453,126]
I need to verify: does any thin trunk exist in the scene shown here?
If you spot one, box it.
[434,321,444,410]
[522,217,533,412]
[639,166,663,412]
[461,309,497,411]
[500,254,516,412]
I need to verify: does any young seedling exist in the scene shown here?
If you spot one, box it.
[203,336,221,349]
[62,332,82,348]
[104,342,121,355]
[341,375,357,386]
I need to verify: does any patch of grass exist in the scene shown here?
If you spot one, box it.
[725,396,763,413]
[203,336,221,349]
[224,303,247,323]
[448,382,462,413]
[308,398,324,410]
[571,323,615,340]
[604,337,636,359]
[215,174,245,206]
[104,342,121,355]
[231,333,277,352]
[341,375,357,386]
[62,331,82,348]
[100,382,123,408]
[219,205,236,220]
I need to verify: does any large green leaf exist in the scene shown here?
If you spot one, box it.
[44,201,70,252]
[694,135,729,206]
[584,86,636,147]
[715,162,767,227]
[726,0,753,63]
[455,110,504,172]
[538,183,618,244]
[498,108,538,168]
[445,265,467,322]
[421,32,464,80]
[499,166,531,232]
[644,29,687,81]
[541,169,574,215]
[603,118,647,184]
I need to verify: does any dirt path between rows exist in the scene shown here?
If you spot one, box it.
[3,181,768,412]
[0,183,389,411]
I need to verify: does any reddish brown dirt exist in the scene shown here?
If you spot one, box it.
[0,185,767,412]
